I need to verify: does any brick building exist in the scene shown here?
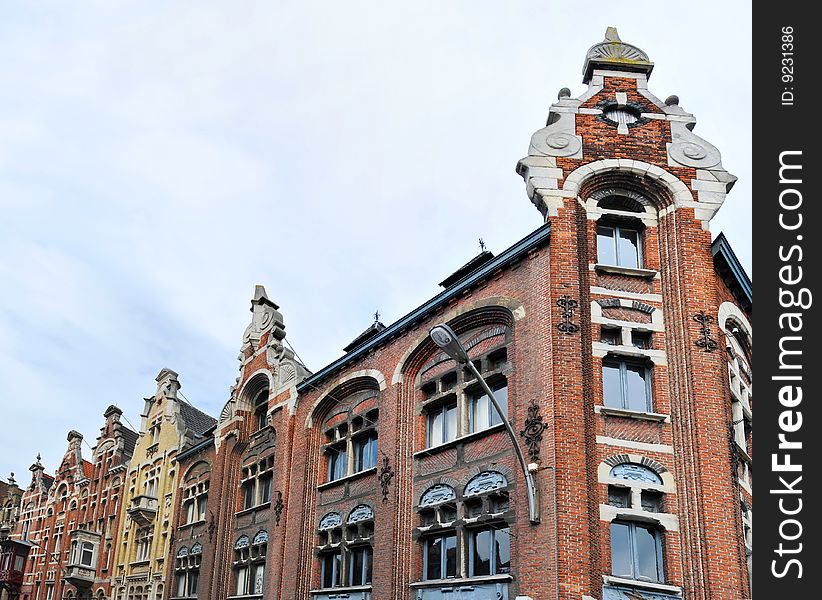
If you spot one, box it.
[12,407,138,600]
[110,370,215,600]
[9,26,752,600]
[169,28,752,600]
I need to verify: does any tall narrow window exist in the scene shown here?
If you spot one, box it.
[426,402,457,447]
[468,527,510,576]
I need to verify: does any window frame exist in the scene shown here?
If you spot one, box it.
[610,520,664,583]
[602,355,653,413]
[467,526,511,577]
[597,222,644,269]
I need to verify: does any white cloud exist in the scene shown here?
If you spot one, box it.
[0,1,751,478]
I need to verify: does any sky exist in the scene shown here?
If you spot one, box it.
[0,1,751,482]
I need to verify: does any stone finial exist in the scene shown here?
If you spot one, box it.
[104,404,123,419]
[665,95,680,106]
[558,87,572,99]
[8,473,15,486]
[155,368,181,399]
[582,27,654,84]
[67,430,83,443]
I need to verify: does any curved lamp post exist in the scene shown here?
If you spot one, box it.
[429,323,540,524]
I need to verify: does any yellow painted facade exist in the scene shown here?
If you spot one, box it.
[111,369,215,600]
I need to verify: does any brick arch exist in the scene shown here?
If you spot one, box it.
[396,303,518,387]
[562,160,694,213]
[598,453,675,491]
[392,297,525,385]
[235,370,274,414]
[718,301,752,351]
[182,460,211,483]
[304,371,385,429]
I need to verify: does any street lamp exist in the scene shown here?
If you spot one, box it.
[429,323,540,524]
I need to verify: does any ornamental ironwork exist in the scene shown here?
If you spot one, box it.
[693,311,718,352]
[556,295,580,335]
[378,453,394,504]
[520,401,548,463]
[273,491,284,526]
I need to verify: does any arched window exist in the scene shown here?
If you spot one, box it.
[416,472,511,582]
[418,323,511,449]
[316,507,374,590]
[234,531,267,596]
[604,461,669,584]
[320,382,380,484]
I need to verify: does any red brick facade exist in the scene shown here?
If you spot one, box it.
[13,28,753,600]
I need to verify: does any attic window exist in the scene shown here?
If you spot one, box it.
[603,105,640,126]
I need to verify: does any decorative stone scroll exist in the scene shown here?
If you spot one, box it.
[176,547,189,558]
[464,471,508,497]
[419,484,456,507]
[252,530,269,545]
[190,543,202,555]
[234,534,250,549]
[318,512,342,531]
[347,505,375,524]
[610,463,662,485]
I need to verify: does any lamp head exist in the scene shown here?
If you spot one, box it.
[429,324,469,364]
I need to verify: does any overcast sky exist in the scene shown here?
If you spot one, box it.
[0,1,751,482]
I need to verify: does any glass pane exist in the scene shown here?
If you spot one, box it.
[188,571,199,596]
[490,384,508,425]
[471,393,489,432]
[365,547,373,584]
[198,496,208,519]
[472,530,492,576]
[444,404,457,442]
[334,449,347,480]
[243,482,255,509]
[641,491,663,513]
[333,552,341,587]
[350,548,364,585]
[625,364,649,412]
[428,410,443,447]
[426,538,442,579]
[236,566,248,595]
[495,528,511,574]
[602,362,623,408]
[366,436,378,469]
[177,575,187,597]
[610,522,633,578]
[617,228,640,268]
[635,524,661,581]
[597,226,616,265]
[444,534,457,578]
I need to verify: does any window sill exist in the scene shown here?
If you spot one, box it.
[177,519,207,530]
[130,559,150,567]
[226,595,263,600]
[594,264,658,279]
[602,575,682,595]
[234,501,271,518]
[595,406,669,422]
[410,574,512,588]
[413,423,506,459]
[310,585,372,594]
[317,467,378,491]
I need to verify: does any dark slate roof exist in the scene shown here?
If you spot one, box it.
[179,402,218,437]
[343,321,387,353]
[711,233,752,312]
[439,251,495,289]
[120,426,139,458]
